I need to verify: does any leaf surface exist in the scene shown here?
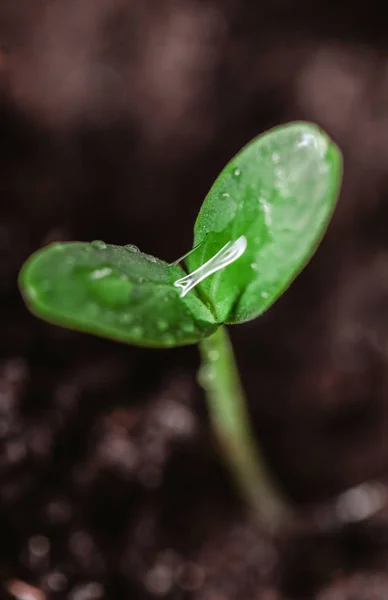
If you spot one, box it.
[187,122,342,323]
[19,241,217,347]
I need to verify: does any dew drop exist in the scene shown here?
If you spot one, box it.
[27,285,38,300]
[251,262,257,270]
[125,244,140,253]
[91,240,107,250]
[90,267,112,280]
[272,152,280,163]
[297,131,319,151]
[163,333,175,346]
[233,168,241,178]
[222,192,230,199]
[120,313,133,324]
[157,319,168,331]
[197,365,215,389]
[261,291,269,299]
[181,321,195,333]
[259,146,271,159]
[82,266,133,307]
[258,197,272,226]
[51,243,65,252]
[131,326,143,337]
[274,167,283,178]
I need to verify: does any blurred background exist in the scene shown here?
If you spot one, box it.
[2,1,388,599]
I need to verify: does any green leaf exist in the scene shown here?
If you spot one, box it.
[19,241,217,347]
[186,122,342,324]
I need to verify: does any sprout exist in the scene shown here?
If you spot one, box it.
[18,122,342,531]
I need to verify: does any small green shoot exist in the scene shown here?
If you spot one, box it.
[18,122,343,531]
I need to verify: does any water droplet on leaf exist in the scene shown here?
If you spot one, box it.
[163,333,175,345]
[91,240,107,250]
[275,167,283,178]
[157,319,168,331]
[90,267,112,280]
[51,243,65,252]
[259,145,271,159]
[258,197,272,226]
[80,266,132,307]
[197,365,215,389]
[120,313,133,324]
[125,244,140,253]
[208,349,219,361]
[131,326,143,337]
[233,168,241,178]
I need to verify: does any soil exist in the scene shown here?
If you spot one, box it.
[2,2,388,599]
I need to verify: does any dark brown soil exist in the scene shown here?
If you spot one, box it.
[2,2,388,599]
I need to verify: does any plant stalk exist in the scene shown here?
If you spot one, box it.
[198,325,293,532]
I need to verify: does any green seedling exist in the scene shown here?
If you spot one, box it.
[19,122,342,531]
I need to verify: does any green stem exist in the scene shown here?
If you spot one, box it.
[198,325,293,532]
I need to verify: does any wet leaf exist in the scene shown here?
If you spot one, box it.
[19,241,217,347]
[186,122,342,323]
